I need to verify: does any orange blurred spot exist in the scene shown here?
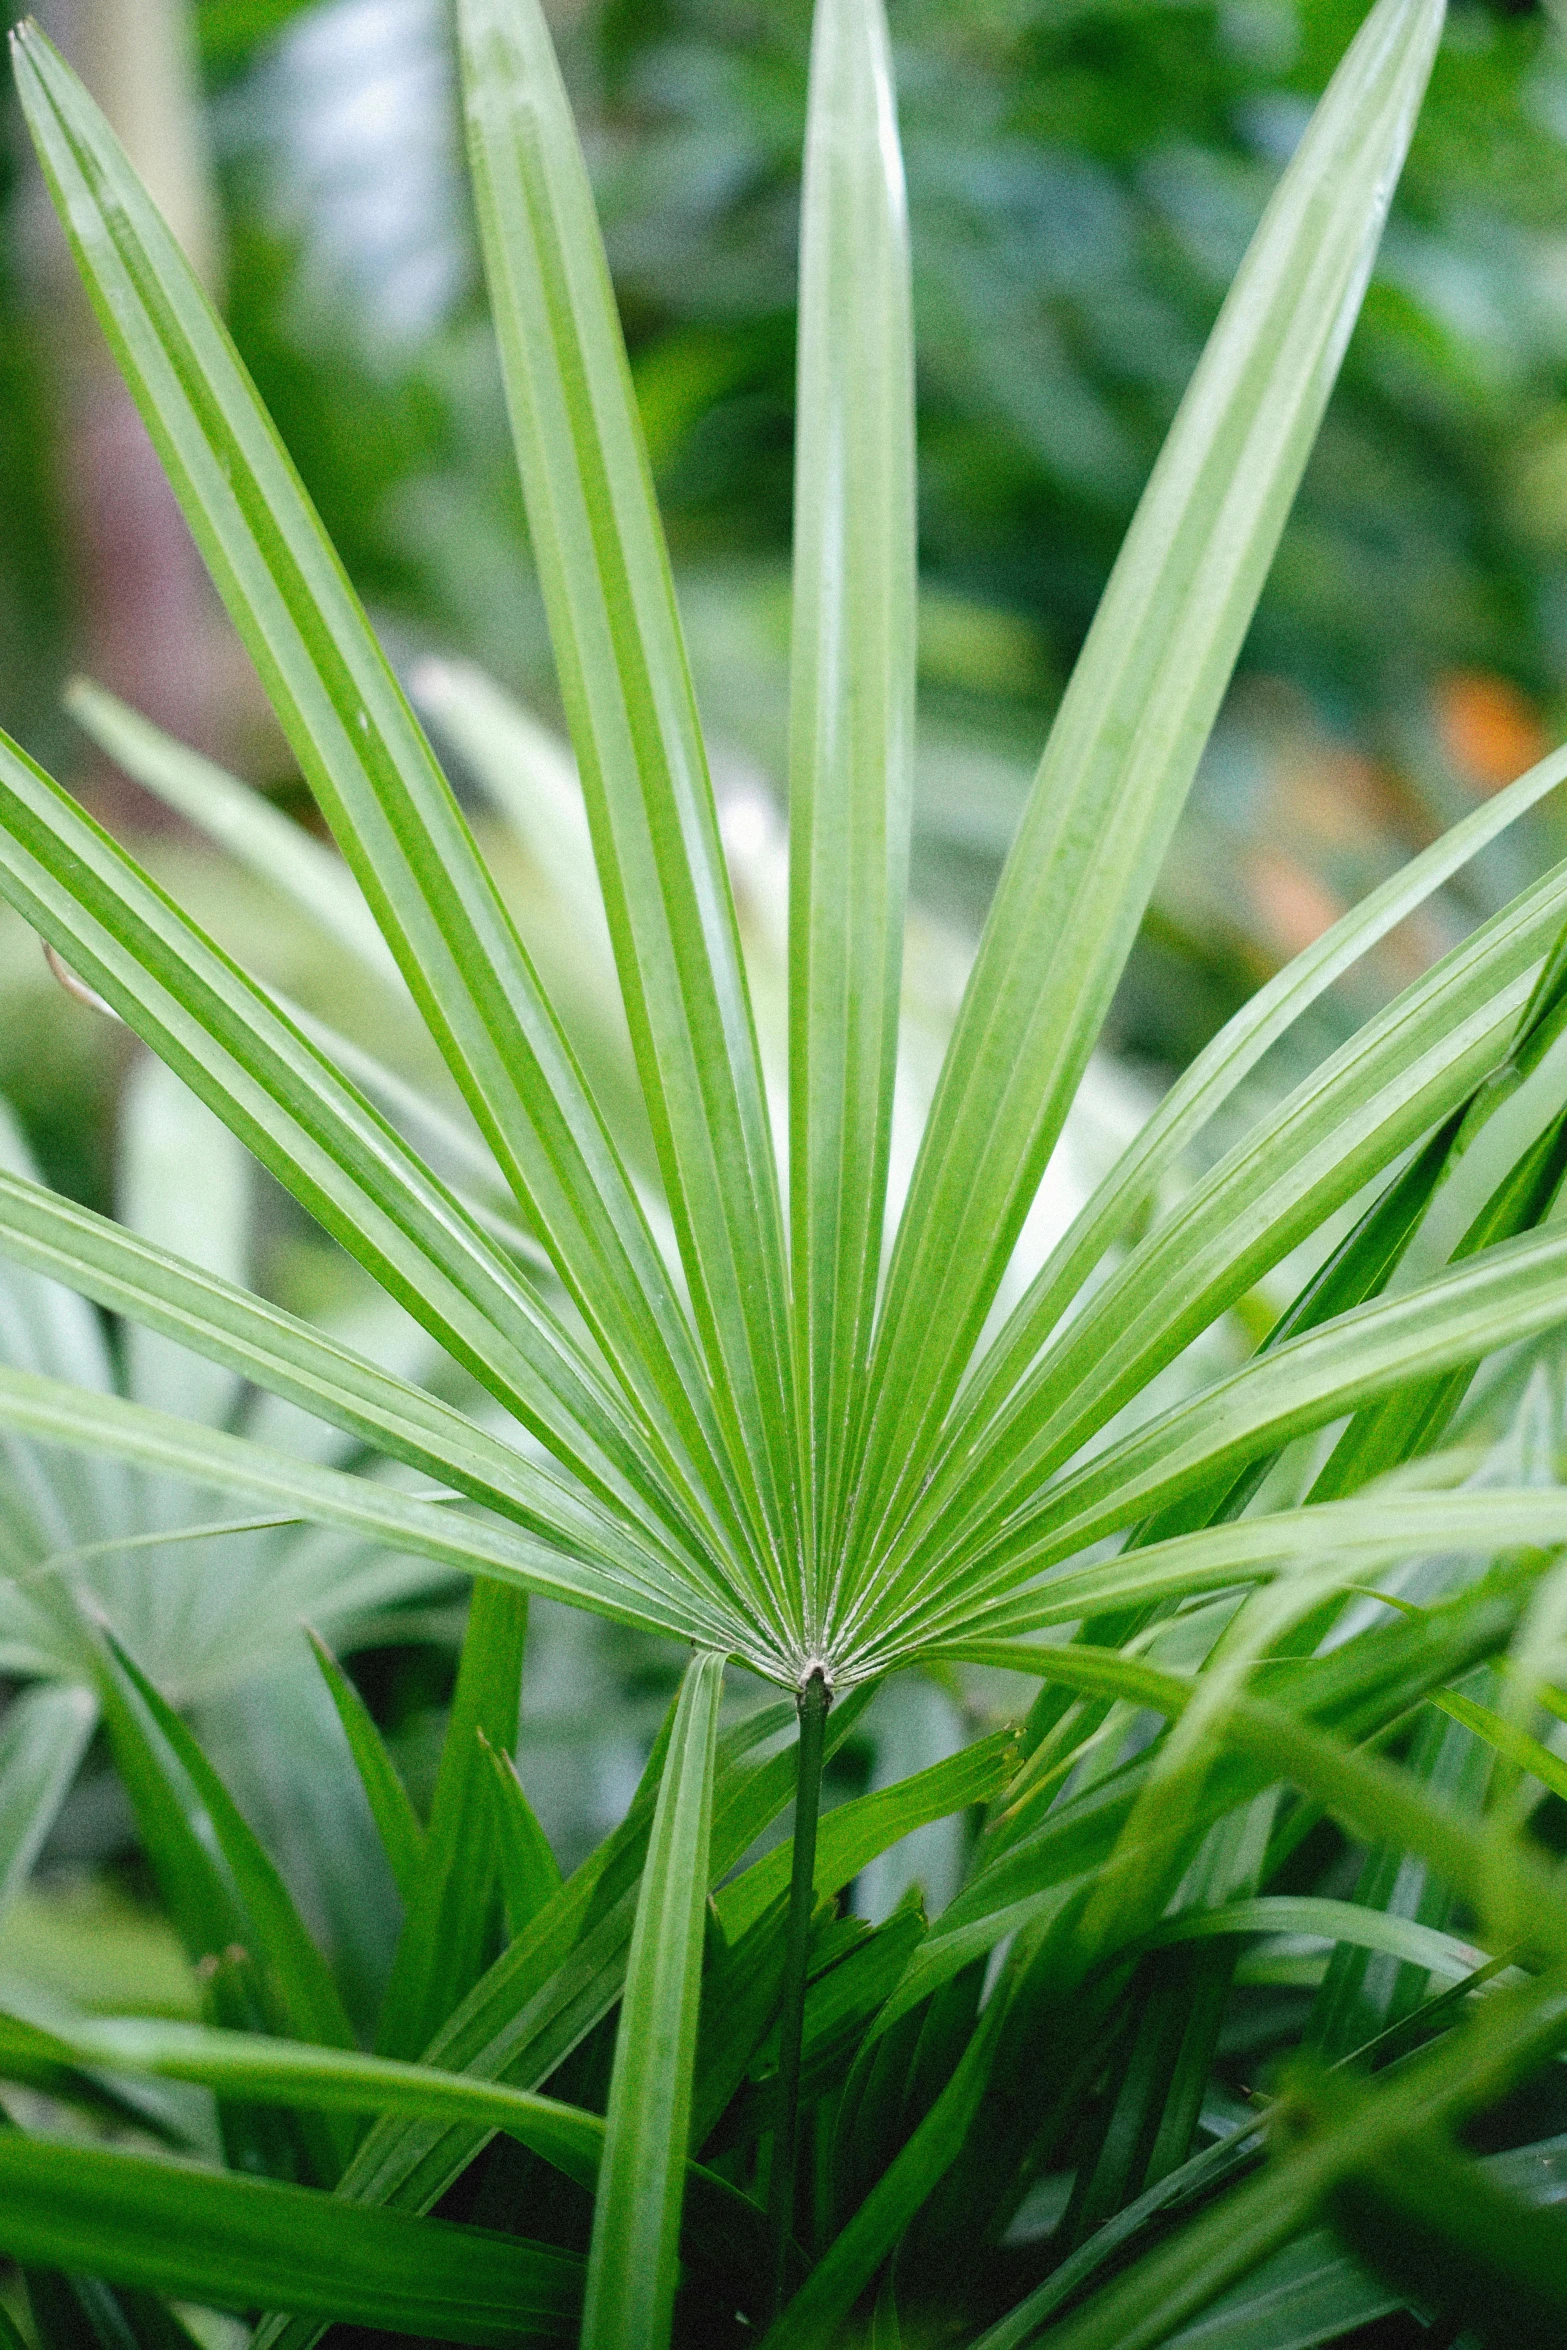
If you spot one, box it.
[1247,847,1346,961]
[1435,671,1548,794]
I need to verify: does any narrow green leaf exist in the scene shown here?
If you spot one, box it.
[1,2002,761,2256]
[0,1360,742,1656]
[1039,2229,1390,2350]
[702,1895,926,2154]
[1316,2077,1567,2347]
[281,999,553,1274]
[0,1158,667,1606]
[1029,1968,1567,2350]
[481,1731,563,1942]
[13,2000,603,2183]
[1431,1686,1567,1808]
[378,1583,528,2060]
[66,678,400,981]
[105,1639,358,2178]
[1141,1895,1493,1981]
[4,2003,774,2314]
[12,24,745,1578]
[92,1640,307,2176]
[933,1482,1567,1647]
[870,2273,904,2350]
[962,740,1567,1469]
[897,1573,1557,2020]
[895,849,1567,1609]
[94,1644,243,1974]
[0,724,746,1629]
[107,1641,356,2050]
[845,0,1445,1581]
[307,1629,425,1909]
[896,1222,1567,1658]
[789,0,916,1596]
[0,2129,580,2345]
[459,0,799,1613]
[249,1685,879,2350]
[583,1649,726,2350]
[1305,1703,1488,2064]
[716,1727,1013,1940]
[760,1996,1004,2350]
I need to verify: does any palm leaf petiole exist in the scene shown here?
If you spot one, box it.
[768,1664,832,2316]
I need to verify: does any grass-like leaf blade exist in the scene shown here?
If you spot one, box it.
[377,1583,528,2060]
[0,2128,580,2345]
[582,1648,725,2350]
[11,20,743,1589]
[459,0,799,1614]
[843,0,1446,1591]
[961,735,1567,1445]
[481,1730,563,1941]
[788,0,916,1598]
[0,1361,742,1653]
[307,1629,425,1909]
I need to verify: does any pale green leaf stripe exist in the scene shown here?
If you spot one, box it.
[1140,1895,1494,1982]
[879,828,1567,1614]
[583,1649,726,2350]
[788,0,916,1600]
[460,0,798,1609]
[0,1157,696,1591]
[66,679,555,1271]
[0,1362,755,1666]
[0,721,729,1588]
[1010,1221,1567,1577]
[868,1204,1567,1666]
[11,25,749,1588]
[0,2127,581,2344]
[957,734,1567,1459]
[0,2006,765,2263]
[1433,1687,1567,1807]
[845,0,1444,1574]
[925,1485,1567,1650]
[66,677,401,982]
[279,999,553,1272]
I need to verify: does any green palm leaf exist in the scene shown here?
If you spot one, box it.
[460,0,798,1613]
[787,0,916,1606]
[11,19,746,1594]
[582,1648,724,2350]
[839,0,1446,1602]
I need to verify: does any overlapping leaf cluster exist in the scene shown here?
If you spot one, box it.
[1,0,1567,2343]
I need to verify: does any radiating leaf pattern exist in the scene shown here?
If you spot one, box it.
[2,0,1567,2342]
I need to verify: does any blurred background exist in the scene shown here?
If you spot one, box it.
[0,0,1565,2035]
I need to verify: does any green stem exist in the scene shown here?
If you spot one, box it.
[768,1665,831,2320]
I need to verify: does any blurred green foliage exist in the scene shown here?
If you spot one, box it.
[193,0,1567,718]
[193,0,1567,1078]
